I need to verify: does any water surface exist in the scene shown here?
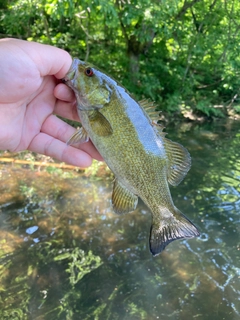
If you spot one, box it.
[0,120,239,320]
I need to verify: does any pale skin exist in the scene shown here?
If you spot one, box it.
[0,38,102,167]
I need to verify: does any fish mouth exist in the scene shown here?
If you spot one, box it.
[61,60,86,106]
[61,74,74,89]
[62,58,79,86]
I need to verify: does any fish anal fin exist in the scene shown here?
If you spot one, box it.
[112,179,138,214]
[149,207,200,256]
[164,138,191,186]
[66,127,89,145]
[89,110,113,137]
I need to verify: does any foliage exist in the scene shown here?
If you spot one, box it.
[1,0,240,117]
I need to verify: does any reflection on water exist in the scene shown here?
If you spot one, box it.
[0,120,239,320]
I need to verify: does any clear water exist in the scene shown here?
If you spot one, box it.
[0,120,239,320]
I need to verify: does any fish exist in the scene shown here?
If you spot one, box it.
[63,58,200,256]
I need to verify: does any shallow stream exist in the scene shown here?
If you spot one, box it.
[0,120,239,319]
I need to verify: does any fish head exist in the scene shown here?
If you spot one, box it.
[63,58,112,110]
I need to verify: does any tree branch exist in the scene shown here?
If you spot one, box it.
[176,0,202,19]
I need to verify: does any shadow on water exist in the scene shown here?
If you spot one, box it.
[0,120,239,320]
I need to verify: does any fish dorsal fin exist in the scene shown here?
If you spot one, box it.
[152,121,191,185]
[89,110,113,136]
[164,138,191,186]
[112,179,138,214]
[152,120,166,136]
[138,99,160,121]
[66,127,89,145]
[139,99,156,110]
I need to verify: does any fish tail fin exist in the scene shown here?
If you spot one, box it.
[149,207,200,256]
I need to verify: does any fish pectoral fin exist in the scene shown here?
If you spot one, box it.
[89,110,113,137]
[149,207,200,256]
[112,179,138,214]
[164,138,191,186]
[66,127,89,145]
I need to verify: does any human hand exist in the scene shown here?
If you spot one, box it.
[0,38,102,167]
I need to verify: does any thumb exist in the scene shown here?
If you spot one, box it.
[4,38,73,79]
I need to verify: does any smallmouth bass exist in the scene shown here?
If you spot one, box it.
[63,59,200,256]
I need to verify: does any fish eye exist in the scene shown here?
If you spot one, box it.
[85,67,94,77]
